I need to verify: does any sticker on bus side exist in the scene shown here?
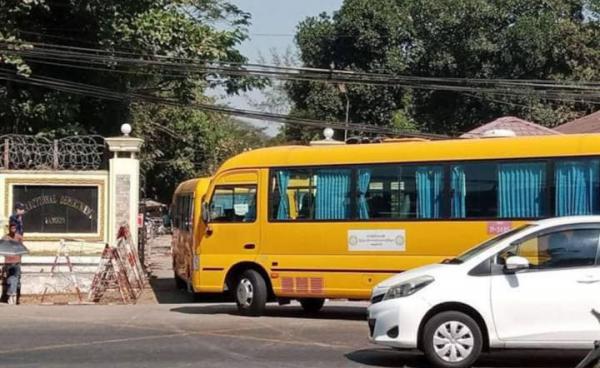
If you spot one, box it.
[348,230,406,251]
[487,221,512,235]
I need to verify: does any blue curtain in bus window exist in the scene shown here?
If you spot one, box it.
[358,169,372,219]
[416,166,443,219]
[276,170,290,219]
[451,166,466,218]
[498,163,545,218]
[555,160,599,216]
[315,169,351,219]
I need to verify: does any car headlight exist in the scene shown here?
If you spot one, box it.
[383,275,434,301]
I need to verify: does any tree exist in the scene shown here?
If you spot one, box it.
[286,0,600,140]
[0,0,268,202]
[133,102,267,202]
[0,0,255,135]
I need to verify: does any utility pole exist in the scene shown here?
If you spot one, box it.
[338,83,349,141]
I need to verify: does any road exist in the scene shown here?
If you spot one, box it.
[0,235,589,367]
[0,300,589,368]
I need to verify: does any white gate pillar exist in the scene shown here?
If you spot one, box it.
[105,124,143,245]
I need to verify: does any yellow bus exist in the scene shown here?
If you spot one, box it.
[171,177,211,290]
[179,134,600,316]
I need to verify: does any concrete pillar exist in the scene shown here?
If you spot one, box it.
[105,125,143,246]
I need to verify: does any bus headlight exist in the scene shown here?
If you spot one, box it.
[383,276,434,301]
[193,255,200,271]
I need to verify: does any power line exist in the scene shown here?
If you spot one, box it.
[3,39,599,90]
[0,69,446,139]
[3,43,599,105]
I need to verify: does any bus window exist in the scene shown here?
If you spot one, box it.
[451,162,547,219]
[271,165,444,221]
[555,159,600,216]
[210,186,257,223]
[359,164,444,220]
[187,196,194,231]
[451,163,498,218]
[174,196,181,228]
[271,168,352,220]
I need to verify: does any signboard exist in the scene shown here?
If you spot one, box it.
[348,229,406,251]
[13,185,99,234]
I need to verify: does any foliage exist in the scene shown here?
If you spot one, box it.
[133,102,266,201]
[0,0,254,134]
[286,0,600,140]
[0,0,268,202]
[245,47,297,140]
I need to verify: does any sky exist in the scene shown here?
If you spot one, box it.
[209,0,343,136]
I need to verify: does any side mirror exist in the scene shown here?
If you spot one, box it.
[201,202,210,223]
[504,256,529,273]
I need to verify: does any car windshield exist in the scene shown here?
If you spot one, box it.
[442,225,534,264]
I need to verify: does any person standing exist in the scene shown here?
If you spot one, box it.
[6,202,25,304]
[8,202,25,238]
[5,266,18,305]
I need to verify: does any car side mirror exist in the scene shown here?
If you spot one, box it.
[201,202,210,224]
[504,256,529,273]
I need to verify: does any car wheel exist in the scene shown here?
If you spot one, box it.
[235,269,267,317]
[299,298,325,314]
[422,311,483,368]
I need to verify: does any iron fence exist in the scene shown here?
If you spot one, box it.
[0,134,106,170]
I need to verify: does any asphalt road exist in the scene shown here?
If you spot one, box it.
[0,300,590,368]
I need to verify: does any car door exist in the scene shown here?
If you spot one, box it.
[490,225,600,345]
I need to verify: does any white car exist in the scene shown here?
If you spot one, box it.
[368,216,600,368]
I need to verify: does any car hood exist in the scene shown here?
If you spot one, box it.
[373,263,452,292]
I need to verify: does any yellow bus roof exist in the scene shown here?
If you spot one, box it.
[173,177,212,195]
[218,134,600,171]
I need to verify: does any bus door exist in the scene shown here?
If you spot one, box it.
[198,170,260,292]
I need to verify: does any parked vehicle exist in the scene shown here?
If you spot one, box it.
[368,216,600,368]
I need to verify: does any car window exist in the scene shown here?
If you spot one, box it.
[497,228,600,270]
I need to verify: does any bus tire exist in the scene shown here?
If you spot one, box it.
[235,269,267,317]
[299,298,325,314]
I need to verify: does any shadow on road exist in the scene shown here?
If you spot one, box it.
[170,304,367,321]
[346,348,587,368]
[148,276,232,304]
[346,349,426,367]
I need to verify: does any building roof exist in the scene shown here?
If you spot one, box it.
[554,111,600,134]
[460,116,560,138]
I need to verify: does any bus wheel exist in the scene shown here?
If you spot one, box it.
[299,298,325,314]
[235,269,267,316]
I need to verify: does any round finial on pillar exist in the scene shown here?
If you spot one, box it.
[323,127,334,141]
[121,123,132,137]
